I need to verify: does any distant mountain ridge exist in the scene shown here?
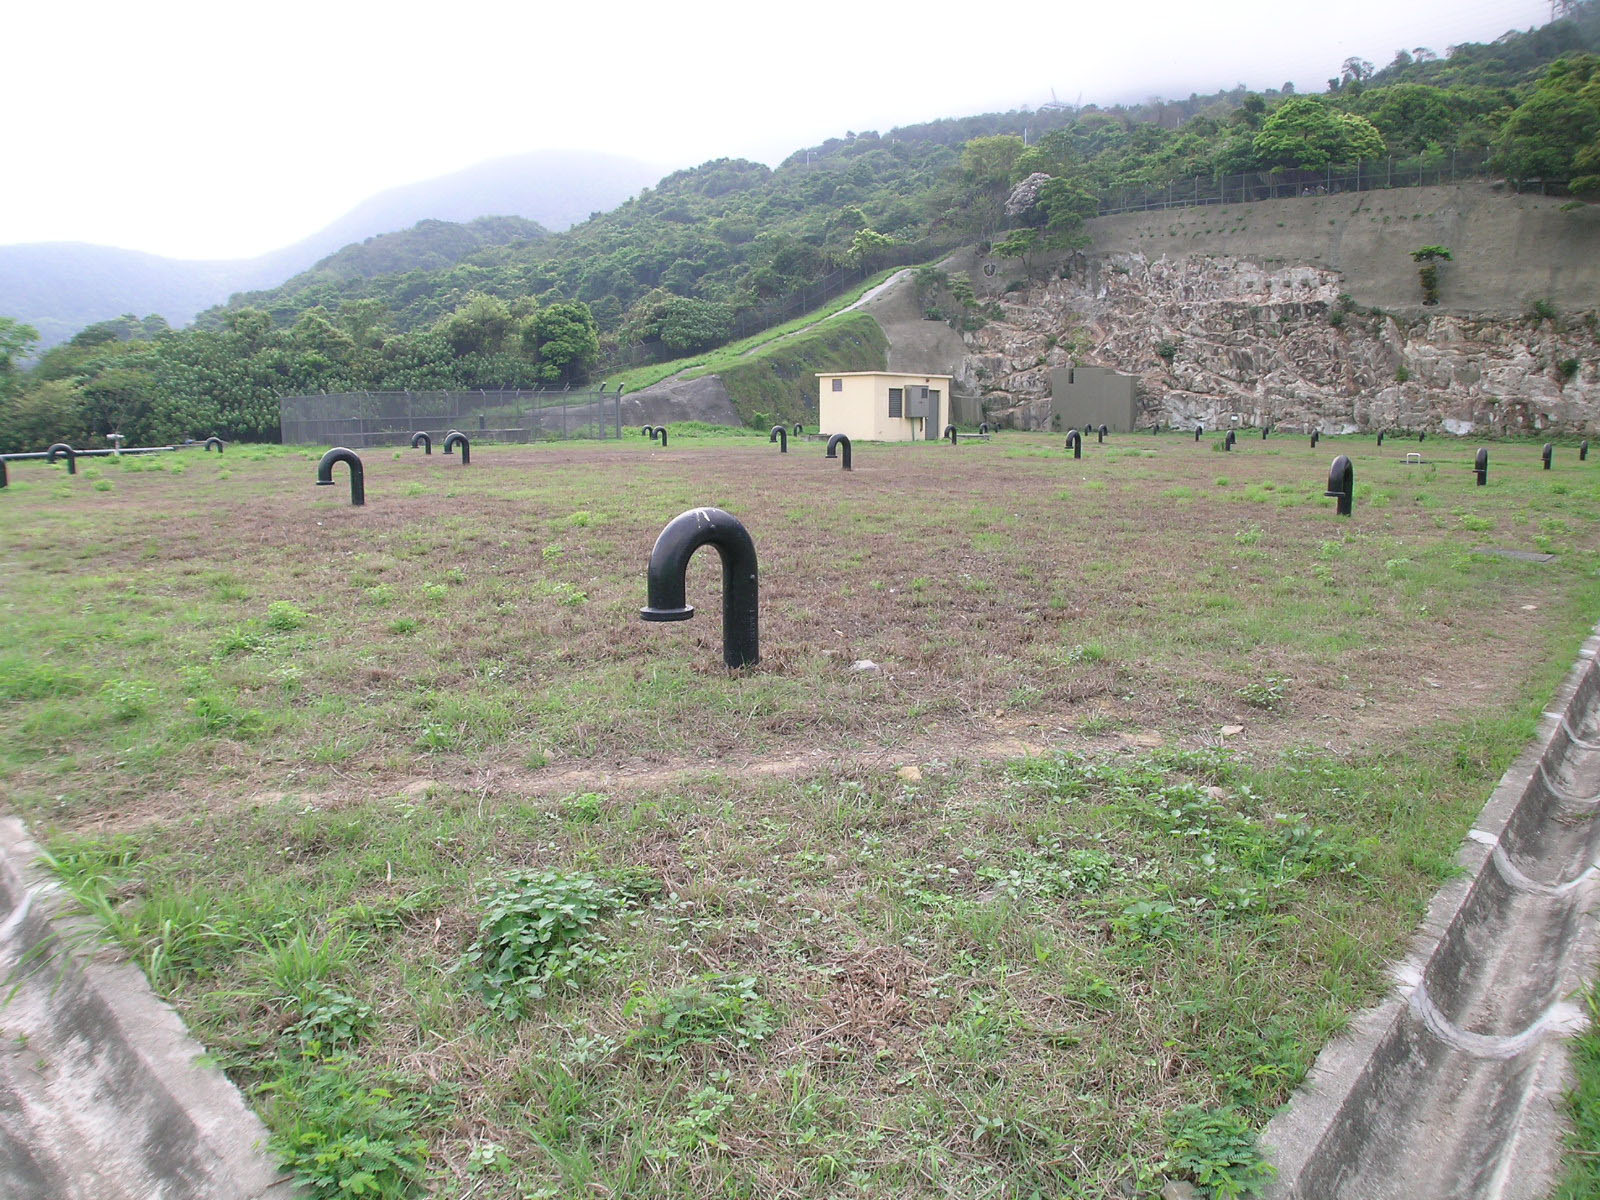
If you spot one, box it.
[0,150,659,348]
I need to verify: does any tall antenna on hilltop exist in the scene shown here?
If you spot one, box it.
[1040,88,1071,112]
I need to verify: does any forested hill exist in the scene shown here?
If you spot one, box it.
[253,217,548,291]
[202,1,1600,351]
[0,151,652,352]
[5,2,1599,451]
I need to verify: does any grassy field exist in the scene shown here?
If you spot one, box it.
[4,430,1599,1199]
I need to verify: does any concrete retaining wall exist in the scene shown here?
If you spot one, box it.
[1088,184,1600,316]
[1262,626,1600,1198]
[0,819,294,1199]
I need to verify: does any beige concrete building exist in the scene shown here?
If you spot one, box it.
[817,371,952,442]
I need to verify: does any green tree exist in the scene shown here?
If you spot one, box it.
[0,379,86,453]
[1410,245,1452,304]
[529,301,599,385]
[1492,56,1600,186]
[1355,84,1465,154]
[656,298,735,354]
[1037,175,1099,240]
[434,293,521,358]
[221,308,276,355]
[0,317,40,400]
[1253,98,1387,168]
[337,298,390,350]
[844,228,897,268]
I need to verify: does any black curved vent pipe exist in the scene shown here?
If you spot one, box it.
[639,507,759,668]
[1324,455,1354,516]
[316,447,365,506]
[825,433,851,470]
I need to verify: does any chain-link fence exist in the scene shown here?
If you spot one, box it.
[279,388,624,446]
[1096,151,1498,216]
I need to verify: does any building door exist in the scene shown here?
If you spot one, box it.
[924,390,942,439]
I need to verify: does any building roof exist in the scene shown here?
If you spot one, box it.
[814,371,954,380]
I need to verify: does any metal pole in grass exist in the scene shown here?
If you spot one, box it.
[640,508,759,669]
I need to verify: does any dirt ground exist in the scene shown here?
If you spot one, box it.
[3,433,1593,835]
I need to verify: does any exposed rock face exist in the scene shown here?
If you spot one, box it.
[1004,173,1053,218]
[960,252,1600,434]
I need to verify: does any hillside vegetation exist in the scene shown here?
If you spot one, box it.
[3,4,1599,449]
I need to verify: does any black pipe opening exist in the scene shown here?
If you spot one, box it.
[205,437,225,453]
[1066,429,1082,459]
[1581,439,1590,462]
[411,431,433,454]
[1324,454,1354,516]
[1194,424,1202,442]
[979,422,990,435]
[46,443,76,475]
[1261,425,1270,440]
[770,425,788,453]
[793,423,802,436]
[639,507,759,669]
[655,427,669,447]
[1098,424,1108,444]
[825,433,852,470]
[642,425,655,437]
[1475,447,1488,487]
[1543,442,1553,470]
[944,424,957,445]
[1311,430,1320,448]
[1377,430,1385,447]
[443,431,471,465]
[316,447,365,506]
[1224,429,1236,451]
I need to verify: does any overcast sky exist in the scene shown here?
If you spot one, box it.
[3,0,1554,260]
